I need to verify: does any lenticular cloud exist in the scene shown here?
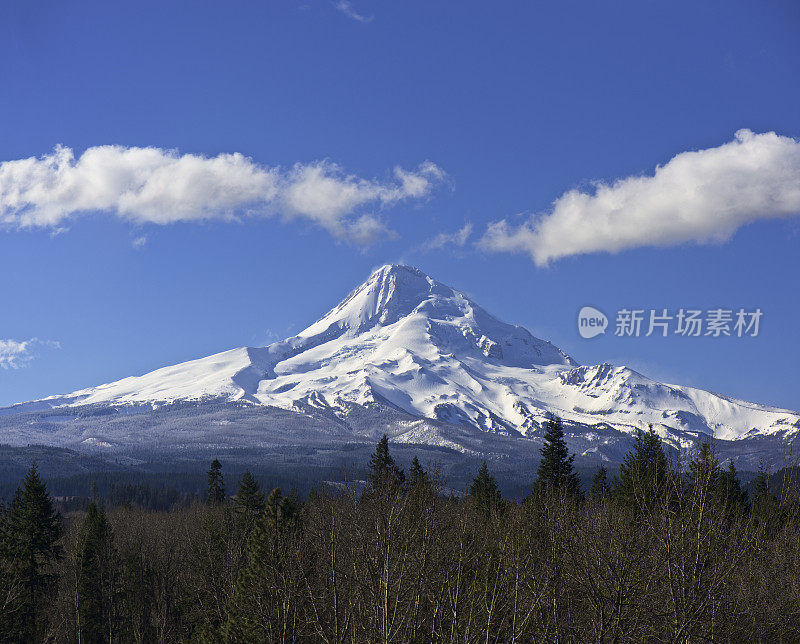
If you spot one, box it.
[0,145,444,244]
[480,129,800,265]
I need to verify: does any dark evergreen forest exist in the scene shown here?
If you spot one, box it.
[1,418,799,642]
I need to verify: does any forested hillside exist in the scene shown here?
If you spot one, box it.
[1,419,799,642]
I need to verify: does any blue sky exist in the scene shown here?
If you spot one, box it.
[0,0,798,409]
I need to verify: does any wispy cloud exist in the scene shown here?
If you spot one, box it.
[335,0,372,23]
[422,222,473,251]
[0,146,445,245]
[0,338,59,369]
[131,235,147,250]
[479,130,800,265]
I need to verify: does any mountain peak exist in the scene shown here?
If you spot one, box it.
[370,263,426,278]
[367,263,437,296]
[306,263,450,335]
[295,263,576,370]
[3,264,798,465]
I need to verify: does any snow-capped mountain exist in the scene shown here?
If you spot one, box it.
[2,264,798,465]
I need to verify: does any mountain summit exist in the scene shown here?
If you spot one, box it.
[298,264,574,367]
[2,264,798,465]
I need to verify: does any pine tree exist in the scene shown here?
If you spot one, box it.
[233,470,265,544]
[367,435,405,490]
[687,441,720,487]
[753,460,771,499]
[590,464,611,498]
[77,500,119,643]
[468,461,502,518]
[535,416,581,496]
[0,463,63,641]
[206,458,226,505]
[225,487,302,641]
[751,460,780,533]
[408,457,430,490]
[193,460,231,638]
[615,427,669,510]
[406,457,435,518]
[718,460,747,511]
[234,471,265,515]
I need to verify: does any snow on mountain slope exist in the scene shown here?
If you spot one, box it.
[4,264,799,448]
[7,347,259,409]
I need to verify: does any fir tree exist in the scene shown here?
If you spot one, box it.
[590,464,611,498]
[718,460,747,511]
[0,463,63,641]
[615,427,669,510]
[194,463,232,639]
[753,460,771,500]
[468,461,502,518]
[225,487,302,641]
[233,470,265,543]
[234,471,265,515]
[367,435,405,490]
[77,500,119,643]
[751,460,780,534]
[206,458,226,505]
[535,416,581,496]
[407,456,436,511]
[268,487,301,533]
[408,456,430,490]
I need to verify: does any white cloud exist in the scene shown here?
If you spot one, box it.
[335,0,372,23]
[479,130,800,265]
[0,338,58,369]
[422,222,473,251]
[131,235,147,250]
[0,145,444,244]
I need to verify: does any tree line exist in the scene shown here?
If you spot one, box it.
[1,417,799,641]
